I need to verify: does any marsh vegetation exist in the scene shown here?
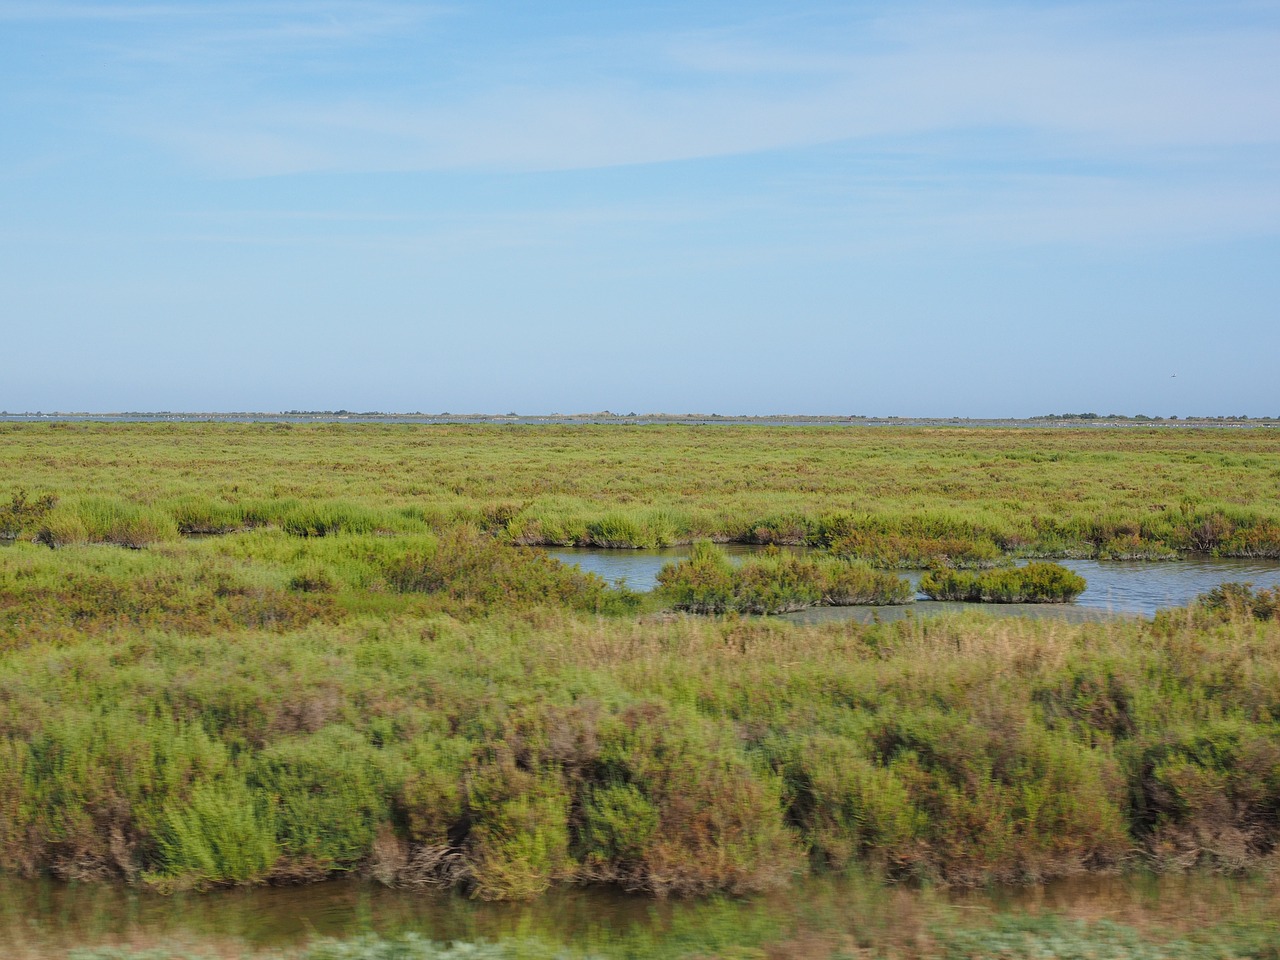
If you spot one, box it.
[655,542,912,613]
[918,562,1087,603]
[1,421,1278,562]
[1,422,1279,954]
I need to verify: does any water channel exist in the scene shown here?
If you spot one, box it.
[4,871,1277,958]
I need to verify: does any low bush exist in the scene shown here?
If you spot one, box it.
[152,774,279,887]
[0,488,56,540]
[1194,582,1279,622]
[385,527,638,614]
[0,544,341,648]
[827,530,1004,568]
[919,562,1086,603]
[657,543,910,614]
[464,745,574,900]
[250,726,391,878]
[767,733,923,872]
[582,703,803,896]
[1125,719,1280,871]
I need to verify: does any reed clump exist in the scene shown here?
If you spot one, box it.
[35,498,178,549]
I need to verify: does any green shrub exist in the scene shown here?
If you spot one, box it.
[465,746,573,900]
[770,733,923,872]
[0,488,56,540]
[1127,720,1280,870]
[398,737,471,847]
[731,552,825,613]
[819,557,915,605]
[250,726,389,876]
[579,782,661,866]
[654,541,737,613]
[587,703,803,896]
[919,562,1086,603]
[15,712,234,880]
[151,775,278,887]
[385,527,636,614]
[657,544,910,614]
[865,708,1129,882]
[1195,582,1279,622]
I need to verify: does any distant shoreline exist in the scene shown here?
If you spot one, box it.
[1,412,1276,428]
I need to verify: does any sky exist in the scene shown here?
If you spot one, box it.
[2,0,1278,417]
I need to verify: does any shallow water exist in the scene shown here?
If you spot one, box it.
[549,544,805,592]
[550,547,1280,618]
[3,872,1276,958]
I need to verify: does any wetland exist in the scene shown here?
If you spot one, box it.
[1,421,1279,957]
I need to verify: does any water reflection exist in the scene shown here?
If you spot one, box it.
[3,872,1278,957]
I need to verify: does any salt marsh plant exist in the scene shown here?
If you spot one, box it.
[919,562,1087,603]
[384,526,640,615]
[0,488,56,540]
[35,497,178,548]
[656,543,911,613]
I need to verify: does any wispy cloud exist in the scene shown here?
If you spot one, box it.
[0,0,442,73]
[102,1,1277,178]
[8,0,1280,252]
[0,1,424,23]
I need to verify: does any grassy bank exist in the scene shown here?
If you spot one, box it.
[3,576,1280,896]
[3,422,1279,562]
[0,533,638,651]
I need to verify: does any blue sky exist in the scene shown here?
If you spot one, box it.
[2,0,1278,416]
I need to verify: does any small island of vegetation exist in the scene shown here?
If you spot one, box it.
[919,561,1087,603]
